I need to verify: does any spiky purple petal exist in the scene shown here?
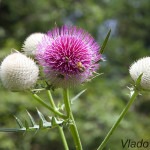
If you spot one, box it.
[36,25,101,88]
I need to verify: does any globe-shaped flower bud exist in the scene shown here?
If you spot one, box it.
[129,57,150,90]
[36,25,101,88]
[22,33,46,56]
[0,52,39,91]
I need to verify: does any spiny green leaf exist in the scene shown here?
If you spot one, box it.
[71,89,86,104]
[0,111,67,133]
[0,128,25,132]
[48,116,52,121]
[0,126,40,132]
[100,29,111,54]
[51,117,64,127]
[25,120,29,130]
[14,116,24,128]
[39,119,44,129]
[36,109,47,123]
[26,110,36,126]
[0,120,64,133]
[51,117,57,127]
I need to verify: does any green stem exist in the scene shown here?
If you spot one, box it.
[31,93,67,119]
[97,90,139,150]
[47,90,57,108]
[46,90,69,150]
[63,89,71,118]
[63,88,83,150]
[58,126,69,150]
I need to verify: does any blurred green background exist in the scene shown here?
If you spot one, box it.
[0,0,150,150]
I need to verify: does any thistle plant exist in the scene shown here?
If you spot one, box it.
[0,25,148,150]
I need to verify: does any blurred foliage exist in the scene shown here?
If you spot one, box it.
[0,0,150,150]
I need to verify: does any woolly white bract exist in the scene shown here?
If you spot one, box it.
[22,33,46,56]
[0,52,39,91]
[129,57,150,90]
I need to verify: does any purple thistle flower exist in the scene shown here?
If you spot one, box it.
[36,25,101,88]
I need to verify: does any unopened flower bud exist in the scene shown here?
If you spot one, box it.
[129,57,150,90]
[0,52,39,91]
[22,33,46,56]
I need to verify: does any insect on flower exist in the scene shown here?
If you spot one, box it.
[65,57,69,62]
[76,62,85,73]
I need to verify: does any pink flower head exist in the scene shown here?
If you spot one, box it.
[36,25,101,88]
